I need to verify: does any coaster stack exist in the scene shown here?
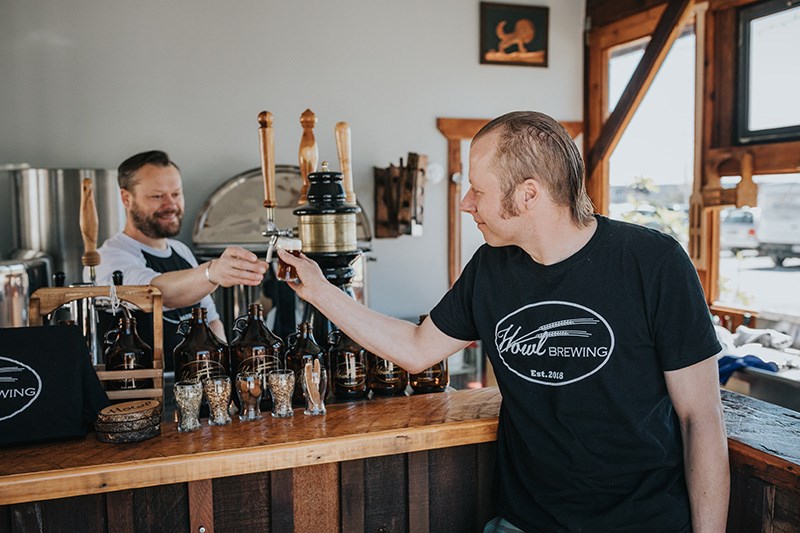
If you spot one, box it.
[95,399,162,443]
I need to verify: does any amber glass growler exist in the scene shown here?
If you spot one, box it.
[230,303,283,409]
[368,352,408,396]
[328,329,368,400]
[285,322,324,405]
[173,307,230,383]
[103,316,153,391]
[409,315,449,394]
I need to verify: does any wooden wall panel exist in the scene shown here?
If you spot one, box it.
[407,451,430,533]
[106,490,135,533]
[293,463,339,533]
[188,479,214,533]
[6,495,107,533]
[429,445,478,533]
[0,505,9,533]
[339,460,365,532]
[212,473,270,533]
[773,489,800,532]
[364,454,408,533]
[8,503,43,533]
[133,483,189,533]
[270,469,294,533]
[42,494,106,532]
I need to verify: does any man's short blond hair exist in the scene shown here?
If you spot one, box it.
[473,111,594,226]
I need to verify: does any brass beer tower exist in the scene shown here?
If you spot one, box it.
[258,109,362,346]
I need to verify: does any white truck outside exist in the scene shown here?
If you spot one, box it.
[757,181,800,267]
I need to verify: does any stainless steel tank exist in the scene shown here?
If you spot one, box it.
[10,168,125,285]
[0,255,50,327]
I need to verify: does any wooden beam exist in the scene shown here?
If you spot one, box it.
[587,0,669,28]
[708,0,759,11]
[586,0,694,179]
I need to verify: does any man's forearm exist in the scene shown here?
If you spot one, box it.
[683,415,730,532]
[306,282,461,373]
[151,264,216,309]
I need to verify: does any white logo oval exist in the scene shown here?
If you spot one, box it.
[0,356,43,421]
[495,301,615,386]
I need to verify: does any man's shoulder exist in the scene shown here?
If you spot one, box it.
[99,232,141,254]
[603,217,680,254]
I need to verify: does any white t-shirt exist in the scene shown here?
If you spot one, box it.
[86,232,220,323]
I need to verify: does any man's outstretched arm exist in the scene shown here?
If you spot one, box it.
[278,249,469,373]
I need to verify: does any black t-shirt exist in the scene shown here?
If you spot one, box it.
[430,215,721,532]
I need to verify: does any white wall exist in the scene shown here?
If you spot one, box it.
[0,0,585,319]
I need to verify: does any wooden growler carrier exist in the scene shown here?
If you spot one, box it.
[28,285,165,403]
[27,178,164,403]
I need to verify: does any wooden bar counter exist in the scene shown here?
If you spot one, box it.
[1,387,799,532]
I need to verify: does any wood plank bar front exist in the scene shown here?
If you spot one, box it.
[2,388,800,532]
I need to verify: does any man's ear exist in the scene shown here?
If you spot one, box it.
[120,188,132,209]
[521,178,539,208]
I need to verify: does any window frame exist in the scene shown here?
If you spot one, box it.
[586,0,800,327]
[736,0,800,144]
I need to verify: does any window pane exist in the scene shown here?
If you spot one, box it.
[748,6,800,131]
[608,32,695,247]
[716,174,800,319]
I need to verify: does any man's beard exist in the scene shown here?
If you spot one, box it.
[130,203,183,239]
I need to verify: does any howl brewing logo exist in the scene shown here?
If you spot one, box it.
[495,301,614,386]
[0,356,43,421]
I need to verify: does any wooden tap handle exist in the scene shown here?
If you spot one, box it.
[258,111,277,209]
[335,121,356,204]
[298,108,318,205]
[80,178,101,267]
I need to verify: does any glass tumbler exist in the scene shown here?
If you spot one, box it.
[236,371,262,421]
[174,380,202,432]
[203,375,232,426]
[276,237,302,282]
[301,359,327,416]
[268,369,295,418]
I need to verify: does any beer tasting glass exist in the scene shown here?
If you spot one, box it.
[174,380,203,432]
[268,369,295,417]
[203,375,232,426]
[236,371,262,421]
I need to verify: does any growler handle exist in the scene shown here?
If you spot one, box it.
[327,329,341,347]
[103,328,120,346]
[232,315,248,336]
[176,320,191,337]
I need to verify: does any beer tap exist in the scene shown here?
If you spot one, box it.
[79,177,102,364]
[298,108,318,206]
[258,111,292,262]
[335,121,356,205]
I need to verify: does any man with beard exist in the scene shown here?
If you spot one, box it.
[92,151,268,367]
